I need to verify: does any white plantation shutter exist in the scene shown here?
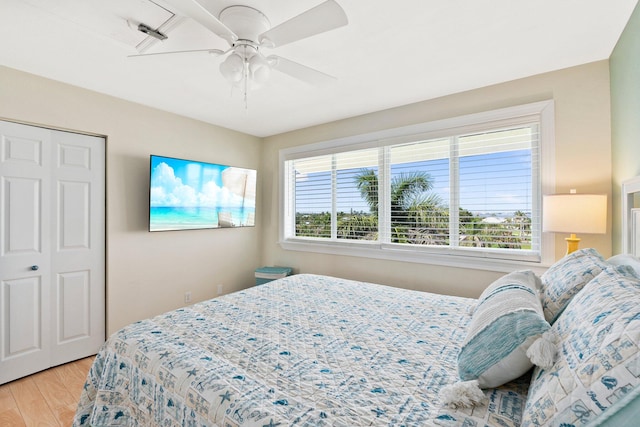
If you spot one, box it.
[456,126,539,252]
[292,155,332,238]
[389,138,450,245]
[281,101,553,266]
[291,148,379,240]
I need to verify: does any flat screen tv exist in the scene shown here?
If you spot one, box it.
[149,155,256,232]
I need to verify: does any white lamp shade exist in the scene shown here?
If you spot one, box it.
[543,194,607,234]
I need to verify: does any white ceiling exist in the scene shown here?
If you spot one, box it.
[0,0,637,137]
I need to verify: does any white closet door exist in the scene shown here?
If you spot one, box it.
[49,129,105,366]
[0,120,105,384]
[0,122,52,383]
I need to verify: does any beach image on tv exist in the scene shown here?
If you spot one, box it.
[149,155,256,231]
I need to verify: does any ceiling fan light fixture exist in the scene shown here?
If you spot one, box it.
[249,54,271,85]
[219,53,244,83]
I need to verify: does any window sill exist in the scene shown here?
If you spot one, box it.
[279,239,550,275]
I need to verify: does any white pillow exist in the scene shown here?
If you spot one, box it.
[457,270,553,388]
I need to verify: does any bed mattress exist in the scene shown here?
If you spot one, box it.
[73,274,529,426]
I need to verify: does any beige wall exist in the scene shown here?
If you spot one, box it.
[0,56,616,329]
[0,65,262,334]
[611,2,640,253]
[261,61,613,299]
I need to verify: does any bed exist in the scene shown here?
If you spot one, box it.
[73,182,640,427]
[73,259,640,427]
[74,273,532,426]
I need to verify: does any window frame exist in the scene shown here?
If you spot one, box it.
[279,101,556,272]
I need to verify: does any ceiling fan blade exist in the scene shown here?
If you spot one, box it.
[268,56,336,87]
[259,0,347,48]
[163,0,237,45]
[128,48,225,58]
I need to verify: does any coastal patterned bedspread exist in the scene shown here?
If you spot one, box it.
[73,274,529,426]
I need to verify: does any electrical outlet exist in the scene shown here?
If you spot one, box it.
[184,291,192,303]
[217,284,223,296]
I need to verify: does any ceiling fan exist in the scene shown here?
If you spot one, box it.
[132,0,348,94]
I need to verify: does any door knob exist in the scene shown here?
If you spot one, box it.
[30,265,39,271]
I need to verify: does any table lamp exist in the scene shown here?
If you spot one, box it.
[543,192,607,255]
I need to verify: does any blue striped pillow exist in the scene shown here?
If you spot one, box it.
[458,270,551,388]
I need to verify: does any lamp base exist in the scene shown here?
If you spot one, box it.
[565,234,581,255]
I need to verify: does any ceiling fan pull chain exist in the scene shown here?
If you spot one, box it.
[243,45,249,110]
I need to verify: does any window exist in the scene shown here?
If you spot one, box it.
[280,101,555,271]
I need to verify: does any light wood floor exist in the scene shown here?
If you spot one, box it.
[0,356,94,427]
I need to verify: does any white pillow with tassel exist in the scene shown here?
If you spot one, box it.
[442,270,556,408]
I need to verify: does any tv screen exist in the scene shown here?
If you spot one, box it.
[149,155,256,232]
